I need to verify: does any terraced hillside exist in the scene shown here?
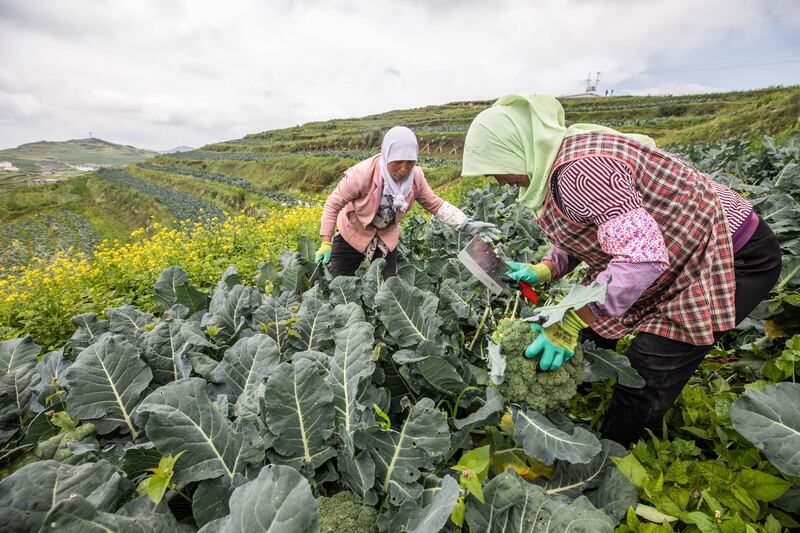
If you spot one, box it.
[1,86,798,273]
[151,86,800,194]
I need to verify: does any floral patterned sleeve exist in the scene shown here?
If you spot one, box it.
[554,157,670,317]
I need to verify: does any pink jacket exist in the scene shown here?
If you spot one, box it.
[320,154,445,253]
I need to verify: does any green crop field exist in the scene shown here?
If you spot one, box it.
[3,86,798,274]
[0,86,799,532]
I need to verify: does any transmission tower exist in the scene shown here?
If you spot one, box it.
[585,71,601,94]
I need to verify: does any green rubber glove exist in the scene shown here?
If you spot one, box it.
[504,261,552,286]
[524,310,587,371]
[315,242,332,264]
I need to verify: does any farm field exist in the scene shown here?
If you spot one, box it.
[1,86,798,273]
[0,87,798,532]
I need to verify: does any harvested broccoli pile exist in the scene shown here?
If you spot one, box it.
[316,491,379,533]
[492,318,584,413]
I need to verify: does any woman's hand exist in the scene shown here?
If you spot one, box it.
[504,261,552,286]
[315,242,333,264]
[524,310,587,371]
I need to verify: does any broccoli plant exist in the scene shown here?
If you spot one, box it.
[492,317,585,413]
[316,491,379,533]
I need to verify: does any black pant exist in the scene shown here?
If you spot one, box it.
[329,234,398,279]
[591,219,782,447]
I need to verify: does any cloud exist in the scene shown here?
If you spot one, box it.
[0,0,793,150]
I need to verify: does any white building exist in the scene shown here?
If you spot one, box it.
[69,163,99,172]
[0,161,20,171]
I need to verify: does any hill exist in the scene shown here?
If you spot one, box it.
[0,137,156,175]
[157,145,194,154]
[1,86,798,273]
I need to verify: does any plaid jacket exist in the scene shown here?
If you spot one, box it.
[537,132,736,346]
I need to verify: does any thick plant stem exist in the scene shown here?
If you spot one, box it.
[776,262,800,292]
[469,305,492,351]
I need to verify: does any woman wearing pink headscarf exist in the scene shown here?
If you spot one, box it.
[316,126,499,278]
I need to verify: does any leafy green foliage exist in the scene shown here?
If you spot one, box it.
[1,131,800,532]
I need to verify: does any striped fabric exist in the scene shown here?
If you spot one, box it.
[537,133,737,346]
[554,156,753,233]
[713,181,752,232]
[553,157,642,225]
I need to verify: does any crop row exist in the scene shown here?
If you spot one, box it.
[169,149,458,168]
[563,93,754,113]
[97,168,225,222]
[136,163,312,207]
[0,209,100,271]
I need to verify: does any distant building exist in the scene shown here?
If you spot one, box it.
[0,161,20,171]
[560,91,599,99]
[73,163,99,171]
[28,178,61,186]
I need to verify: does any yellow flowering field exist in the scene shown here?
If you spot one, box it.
[0,206,322,349]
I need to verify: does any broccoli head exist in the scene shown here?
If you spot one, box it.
[316,491,378,533]
[493,318,584,413]
[492,317,536,355]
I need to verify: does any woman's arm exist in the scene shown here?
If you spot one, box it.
[555,157,669,322]
[320,171,365,242]
[542,246,581,279]
[413,169,445,215]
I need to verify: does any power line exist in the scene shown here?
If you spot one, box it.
[633,56,800,75]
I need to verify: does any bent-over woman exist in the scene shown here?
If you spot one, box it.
[316,126,498,278]
[461,94,782,446]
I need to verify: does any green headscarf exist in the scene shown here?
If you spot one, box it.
[461,94,655,213]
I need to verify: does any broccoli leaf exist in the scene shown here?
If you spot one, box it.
[201,276,262,345]
[64,333,151,439]
[510,407,602,465]
[41,494,184,532]
[730,382,800,476]
[329,276,362,306]
[139,318,214,385]
[531,280,609,328]
[465,469,615,532]
[453,387,505,431]
[106,305,155,340]
[581,342,645,388]
[135,378,263,486]
[198,465,318,533]
[328,319,376,433]
[252,294,296,357]
[66,313,108,357]
[354,398,450,505]
[0,336,41,443]
[215,334,281,418]
[375,277,442,348]
[0,460,131,533]
[262,359,335,469]
[382,475,461,533]
[153,266,207,314]
[288,290,335,352]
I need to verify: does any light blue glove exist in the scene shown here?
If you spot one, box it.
[524,310,587,371]
[315,242,332,264]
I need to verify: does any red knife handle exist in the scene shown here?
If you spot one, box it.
[519,281,538,305]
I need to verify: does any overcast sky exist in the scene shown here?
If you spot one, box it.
[1,0,798,151]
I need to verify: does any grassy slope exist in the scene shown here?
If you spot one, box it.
[155,86,800,195]
[0,137,156,168]
[2,86,798,271]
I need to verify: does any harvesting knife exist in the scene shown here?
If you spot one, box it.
[458,235,538,304]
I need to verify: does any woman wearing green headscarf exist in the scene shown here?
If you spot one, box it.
[462,94,781,446]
